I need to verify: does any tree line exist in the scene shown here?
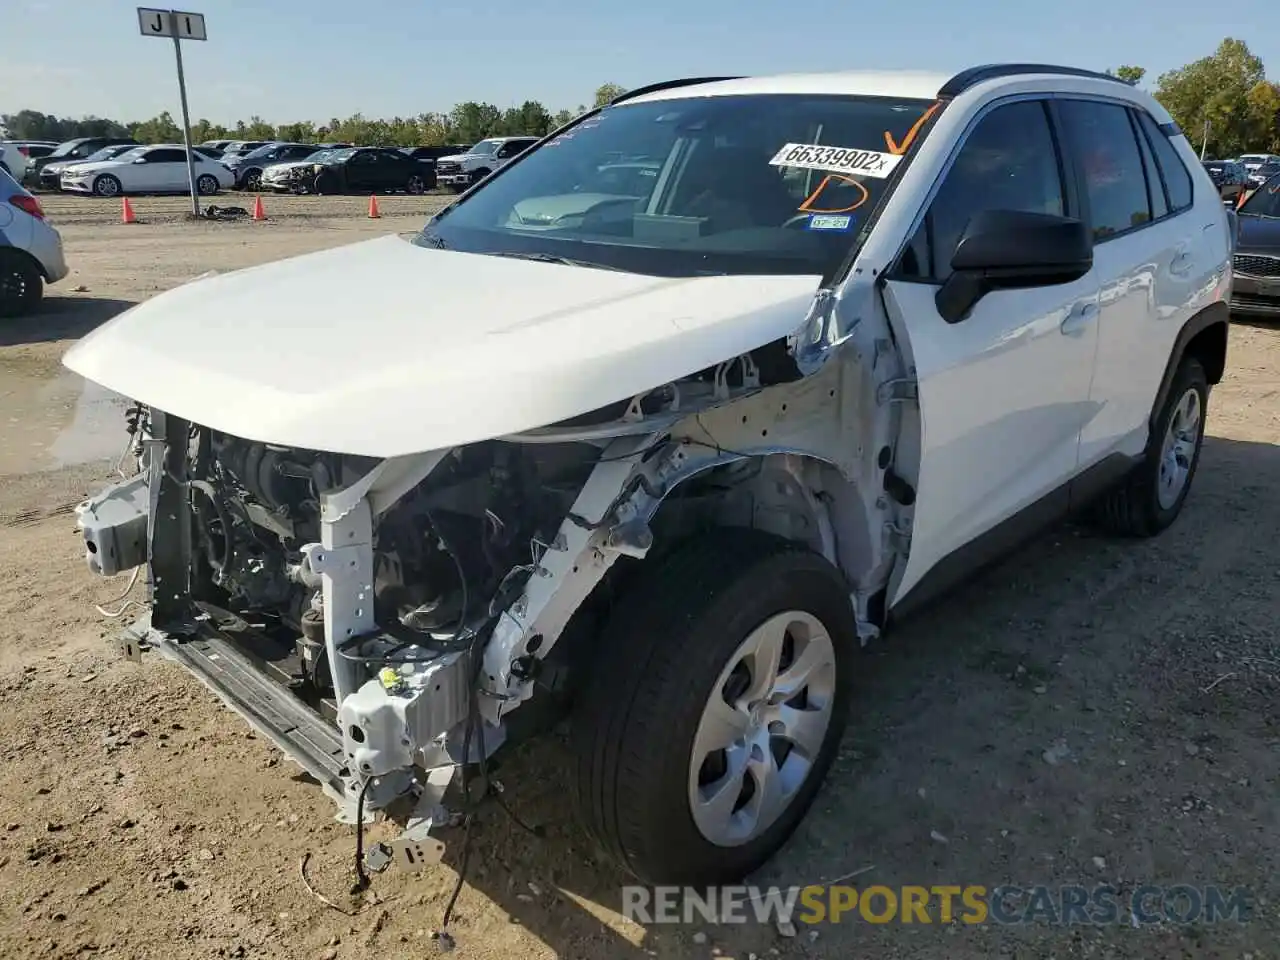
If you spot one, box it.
[5,41,1280,160]
[1,83,627,148]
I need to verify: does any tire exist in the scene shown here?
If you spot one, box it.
[472,167,491,183]
[1094,356,1209,537]
[406,173,426,195]
[241,168,262,191]
[0,250,44,319]
[196,174,220,196]
[571,529,858,885]
[92,174,122,198]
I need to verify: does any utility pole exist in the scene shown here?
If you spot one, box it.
[1201,118,1210,160]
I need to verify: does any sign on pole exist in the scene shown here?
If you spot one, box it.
[137,8,207,216]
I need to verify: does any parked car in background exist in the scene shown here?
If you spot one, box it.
[61,144,233,197]
[218,140,272,164]
[1246,161,1280,190]
[435,136,538,191]
[258,147,346,193]
[0,166,68,317]
[23,136,139,187]
[1230,171,1280,318]
[199,139,234,155]
[223,142,318,190]
[311,146,435,194]
[1235,153,1280,175]
[38,143,139,191]
[0,140,58,180]
[399,144,470,189]
[1203,160,1248,202]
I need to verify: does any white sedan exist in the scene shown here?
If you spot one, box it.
[61,144,233,197]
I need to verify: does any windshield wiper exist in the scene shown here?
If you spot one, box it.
[490,251,630,272]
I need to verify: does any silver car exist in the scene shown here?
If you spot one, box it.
[0,166,69,317]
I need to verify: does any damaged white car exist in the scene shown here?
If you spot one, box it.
[64,65,1231,887]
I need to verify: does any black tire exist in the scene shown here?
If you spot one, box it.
[1094,356,1209,537]
[0,250,44,319]
[472,167,491,183]
[571,529,858,885]
[406,173,426,195]
[196,174,220,196]
[92,174,122,198]
[241,168,262,191]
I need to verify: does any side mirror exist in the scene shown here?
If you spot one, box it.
[133,157,148,163]
[936,209,1093,324]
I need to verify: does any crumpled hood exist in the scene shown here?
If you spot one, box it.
[263,160,315,175]
[62,234,821,457]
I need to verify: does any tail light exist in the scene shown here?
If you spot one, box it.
[9,194,45,219]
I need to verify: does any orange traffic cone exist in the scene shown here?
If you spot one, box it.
[251,195,266,220]
[367,194,380,219]
[120,197,136,224]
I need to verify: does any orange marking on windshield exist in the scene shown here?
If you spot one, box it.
[884,101,941,156]
[798,174,870,214]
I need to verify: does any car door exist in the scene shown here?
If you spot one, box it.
[1057,99,1202,467]
[373,149,407,188]
[881,97,1102,602]
[137,147,188,190]
[344,150,378,189]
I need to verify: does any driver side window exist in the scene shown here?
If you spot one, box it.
[899,100,1066,282]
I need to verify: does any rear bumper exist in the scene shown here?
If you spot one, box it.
[29,220,69,283]
[1230,273,1280,316]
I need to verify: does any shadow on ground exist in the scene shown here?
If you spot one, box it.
[425,435,1280,959]
[0,296,132,347]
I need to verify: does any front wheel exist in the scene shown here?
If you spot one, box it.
[196,174,220,196]
[406,174,426,195]
[241,168,262,191]
[92,174,122,198]
[1094,356,1209,537]
[571,529,857,885]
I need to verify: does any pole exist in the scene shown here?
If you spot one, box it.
[169,10,199,216]
[1201,119,1210,161]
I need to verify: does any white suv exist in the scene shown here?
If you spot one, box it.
[64,65,1230,887]
[434,136,539,191]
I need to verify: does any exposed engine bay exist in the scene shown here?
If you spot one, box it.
[171,419,605,704]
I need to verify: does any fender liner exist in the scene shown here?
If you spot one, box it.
[1147,300,1229,433]
[0,244,50,280]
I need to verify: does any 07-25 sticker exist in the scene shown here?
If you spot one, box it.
[769,143,903,179]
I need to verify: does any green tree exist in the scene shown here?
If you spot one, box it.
[1155,38,1267,158]
[1112,65,1146,85]
[593,83,627,107]
[128,111,182,143]
[449,101,503,143]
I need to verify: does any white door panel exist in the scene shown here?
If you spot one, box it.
[884,274,1100,603]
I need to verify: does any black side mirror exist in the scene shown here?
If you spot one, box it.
[936,209,1093,324]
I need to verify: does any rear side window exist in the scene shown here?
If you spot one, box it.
[146,148,188,163]
[899,99,1065,281]
[1133,116,1169,221]
[1058,99,1151,240]
[1134,111,1193,212]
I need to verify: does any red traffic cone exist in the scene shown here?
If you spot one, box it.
[120,197,136,224]
[251,195,266,220]
[367,194,380,219]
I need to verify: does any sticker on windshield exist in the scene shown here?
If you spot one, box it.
[805,214,855,231]
[769,143,903,179]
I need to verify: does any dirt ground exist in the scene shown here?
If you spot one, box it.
[0,193,1276,960]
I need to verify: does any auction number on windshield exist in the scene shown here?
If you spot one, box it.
[768,143,903,179]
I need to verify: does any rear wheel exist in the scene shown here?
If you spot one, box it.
[571,529,857,885]
[1094,356,1208,537]
[196,174,220,196]
[92,174,122,198]
[0,250,43,318]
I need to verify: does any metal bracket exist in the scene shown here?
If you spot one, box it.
[883,520,912,553]
[116,631,146,663]
[876,378,919,405]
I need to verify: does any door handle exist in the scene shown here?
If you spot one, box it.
[1170,249,1194,276]
[1060,302,1099,336]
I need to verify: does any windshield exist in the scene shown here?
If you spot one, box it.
[302,149,335,163]
[469,139,503,156]
[74,146,125,164]
[417,93,935,277]
[49,140,92,158]
[239,143,282,160]
[109,146,147,163]
[325,148,357,163]
[1239,177,1280,217]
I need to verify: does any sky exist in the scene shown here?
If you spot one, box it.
[4,0,1279,126]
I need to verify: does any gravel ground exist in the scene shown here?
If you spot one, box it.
[0,197,1276,960]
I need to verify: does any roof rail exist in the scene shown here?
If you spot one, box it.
[611,77,744,105]
[938,63,1128,98]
